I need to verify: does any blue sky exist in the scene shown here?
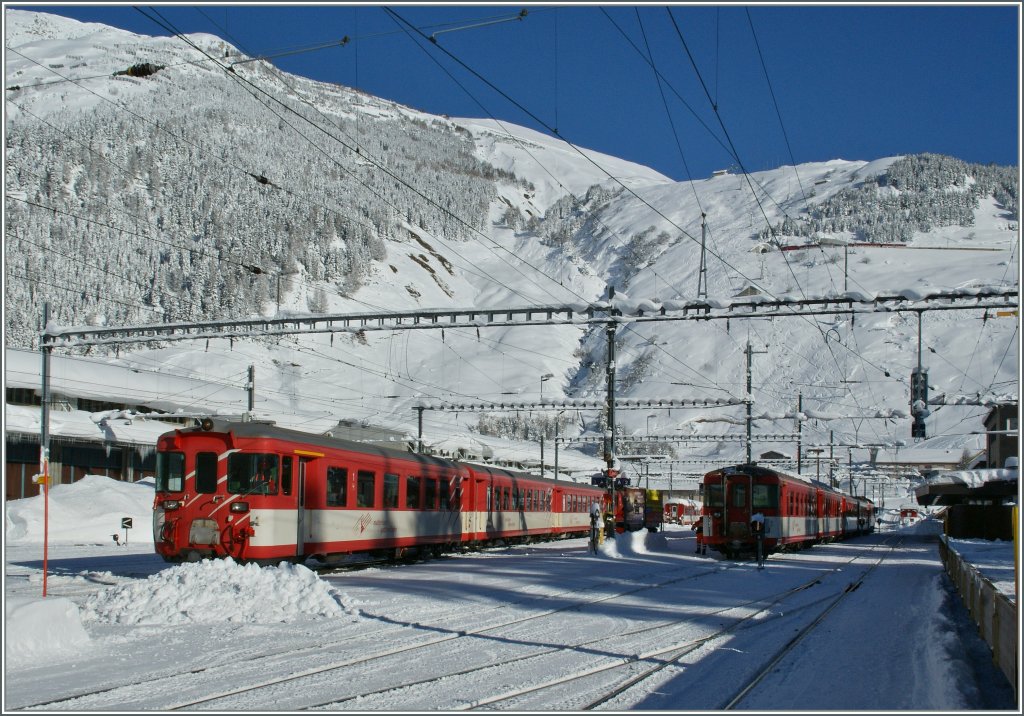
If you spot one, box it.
[12,3,1021,180]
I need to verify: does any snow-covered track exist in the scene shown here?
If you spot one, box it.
[11,558,731,711]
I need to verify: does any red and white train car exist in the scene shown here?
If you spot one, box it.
[664,499,701,526]
[700,464,874,559]
[153,420,606,564]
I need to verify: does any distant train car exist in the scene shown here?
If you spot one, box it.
[153,420,606,564]
[664,499,701,526]
[590,475,658,532]
[700,464,874,559]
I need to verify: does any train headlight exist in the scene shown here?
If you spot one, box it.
[230,501,250,513]
[162,500,181,511]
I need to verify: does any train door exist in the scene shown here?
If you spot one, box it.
[295,456,314,558]
[724,475,752,548]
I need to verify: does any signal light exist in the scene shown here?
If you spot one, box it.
[230,501,250,513]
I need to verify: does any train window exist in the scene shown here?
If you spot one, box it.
[406,476,422,509]
[357,471,376,508]
[731,484,746,508]
[752,485,778,509]
[440,478,451,509]
[383,474,399,509]
[155,451,185,492]
[546,491,552,511]
[327,467,348,507]
[486,486,493,512]
[228,453,279,495]
[704,484,724,507]
[424,478,437,510]
[525,490,532,511]
[281,457,292,496]
[503,487,511,511]
[195,452,218,493]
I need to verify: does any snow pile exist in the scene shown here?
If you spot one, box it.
[5,474,155,545]
[80,558,357,625]
[5,597,92,668]
[597,529,666,558]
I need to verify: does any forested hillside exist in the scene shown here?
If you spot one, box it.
[757,153,1018,245]
[5,28,529,347]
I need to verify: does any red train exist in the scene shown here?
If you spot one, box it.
[589,475,662,533]
[700,464,874,559]
[152,420,607,564]
[664,499,701,526]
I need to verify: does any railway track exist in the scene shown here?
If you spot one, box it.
[12,554,734,711]
[12,535,902,711]
[448,537,904,711]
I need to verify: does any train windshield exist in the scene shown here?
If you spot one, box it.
[227,453,280,495]
[704,483,724,507]
[156,451,185,492]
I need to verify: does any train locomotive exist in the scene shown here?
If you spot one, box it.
[700,464,875,559]
[153,420,607,564]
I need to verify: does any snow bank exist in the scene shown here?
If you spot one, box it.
[598,529,666,558]
[5,474,156,545]
[5,596,92,668]
[80,558,359,625]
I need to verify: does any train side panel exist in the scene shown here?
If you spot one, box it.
[154,422,606,564]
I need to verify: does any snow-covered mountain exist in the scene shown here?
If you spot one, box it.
[4,9,1019,479]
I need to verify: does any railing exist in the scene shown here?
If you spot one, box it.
[939,534,1018,698]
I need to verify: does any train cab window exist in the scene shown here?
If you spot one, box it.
[424,478,437,510]
[281,457,293,496]
[704,484,724,507]
[327,467,348,507]
[406,476,422,509]
[731,484,746,508]
[195,452,218,493]
[156,451,185,492]
[228,453,279,495]
[752,485,778,509]
[357,471,376,508]
[383,473,399,509]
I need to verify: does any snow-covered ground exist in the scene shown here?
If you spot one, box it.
[4,476,1016,711]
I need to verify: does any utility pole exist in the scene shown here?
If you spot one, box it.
[911,311,928,439]
[415,406,424,453]
[697,213,708,299]
[247,365,255,415]
[39,303,52,597]
[796,392,803,474]
[540,435,545,479]
[606,286,618,518]
[829,430,835,488]
[745,341,767,463]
